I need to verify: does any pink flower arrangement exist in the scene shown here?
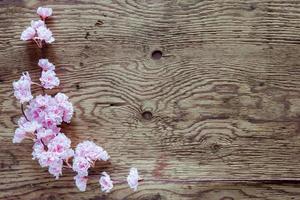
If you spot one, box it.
[14,7,142,193]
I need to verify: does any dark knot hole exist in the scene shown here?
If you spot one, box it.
[151,50,162,60]
[142,111,153,120]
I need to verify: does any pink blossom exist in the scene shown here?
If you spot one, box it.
[36,26,55,44]
[127,168,139,191]
[99,172,113,193]
[48,159,63,179]
[54,93,74,123]
[74,175,88,192]
[21,120,41,133]
[32,140,45,159]
[12,128,26,143]
[72,156,90,176]
[36,128,57,144]
[75,141,110,162]
[47,133,73,159]
[31,20,45,29]
[40,70,59,89]
[13,120,41,143]
[38,59,55,71]
[20,27,36,41]
[26,94,73,128]
[13,72,33,103]
[37,7,53,20]
[37,151,60,167]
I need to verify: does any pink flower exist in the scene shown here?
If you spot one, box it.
[55,93,74,123]
[36,128,57,144]
[13,72,33,103]
[40,70,59,89]
[31,20,45,29]
[13,120,41,143]
[36,26,55,44]
[127,168,139,191]
[38,59,55,71]
[48,159,63,179]
[12,128,26,143]
[72,156,90,176]
[20,27,36,41]
[37,7,52,20]
[32,140,45,159]
[74,175,88,192]
[21,120,41,133]
[99,172,113,193]
[37,151,60,167]
[47,133,74,159]
[75,141,110,162]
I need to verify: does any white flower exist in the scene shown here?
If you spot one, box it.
[99,172,113,193]
[20,27,36,41]
[127,167,139,191]
[74,175,88,192]
[36,26,55,44]
[31,20,45,29]
[37,7,52,20]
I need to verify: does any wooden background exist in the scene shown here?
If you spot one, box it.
[1,0,300,199]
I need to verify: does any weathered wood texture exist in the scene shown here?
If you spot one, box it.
[1,0,300,199]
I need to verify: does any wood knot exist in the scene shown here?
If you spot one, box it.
[151,50,162,60]
[142,111,153,120]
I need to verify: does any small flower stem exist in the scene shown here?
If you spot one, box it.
[33,38,43,48]
[21,104,29,121]
[32,81,45,95]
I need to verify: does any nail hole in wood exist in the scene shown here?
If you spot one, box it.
[142,111,153,120]
[151,50,162,60]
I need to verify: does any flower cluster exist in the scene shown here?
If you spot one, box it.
[21,7,54,47]
[14,7,141,193]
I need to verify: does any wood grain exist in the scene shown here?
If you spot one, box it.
[1,0,300,199]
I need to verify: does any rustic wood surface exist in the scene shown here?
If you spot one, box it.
[1,0,300,199]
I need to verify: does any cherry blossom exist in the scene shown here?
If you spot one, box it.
[31,20,45,29]
[72,156,90,177]
[75,141,110,162]
[12,128,27,143]
[38,59,55,71]
[13,72,33,103]
[74,175,88,192]
[36,26,55,44]
[55,93,74,123]
[20,27,36,41]
[127,167,140,191]
[40,70,59,89]
[99,172,113,193]
[37,7,53,20]
[15,7,142,194]
[36,128,57,144]
[13,119,41,143]
[48,159,63,179]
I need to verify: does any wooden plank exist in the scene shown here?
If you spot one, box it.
[1,180,300,200]
[1,0,300,199]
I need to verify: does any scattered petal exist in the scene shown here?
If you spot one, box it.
[99,172,113,193]
[127,167,140,191]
